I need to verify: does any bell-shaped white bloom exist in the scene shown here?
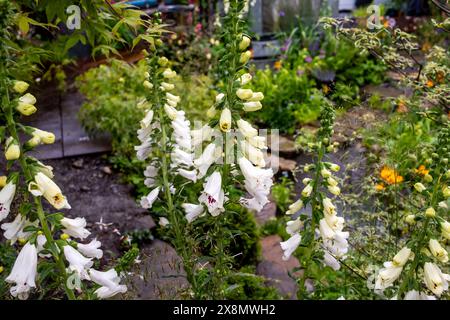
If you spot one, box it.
[236,88,253,100]
[414,182,426,193]
[6,242,37,299]
[178,169,198,182]
[286,217,303,236]
[441,221,450,240]
[215,93,225,103]
[1,214,37,244]
[160,82,175,91]
[135,139,152,161]
[36,234,51,258]
[375,261,403,291]
[328,185,341,196]
[286,199,303,215]
[429,239,448,263]
[163,68,177,79]
[280,233,301,261]
[324,214,345,232]
[166,92,180,104]
[321,168,332,178]
[171,148,193,168]
[144,165,158,178]
[323,198,336,216]
[171,111,193,153]
[198,172,225,217]
[248,135,267,149]
[319,218,336,239]
[28,172,70,210]
[323,251,341,271]
[237,119,257,138]
[239,73,252,85]
[61,217,91,240]
[140,187,160,209]
[164,104,178,120]
[19,93,37,105]
[238,157,273,212]
[63,245,93,280]
[194,143,218,178]
[392,246,412,267]
[404,290,436,300]
[219,108,232,132]
[140,110,154,129]
[13,80,29,93]
[424,262,449,297]
[243,101,262,112]
[0,181,17,221]
[301,184,313,197]
[327,176,338,187]
[239,35,251,50]
[159,217,170,227]
[35,160,54,178]
[240,140,265,167]
[182,203,204,223]
[89,269,127,299]
[192,125,213,147]
[77,238,103,259]
[249,92,264,102]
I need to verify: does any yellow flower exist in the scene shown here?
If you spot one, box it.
[415,165,429,176]
[239,35,251,51]
[375,183,385,191]
[426,79,434,88]
[32,128,55,144]
[236,89,253,100]
[28,172,70,210]
[5,138,20,160]
[0,176,7,188]
[425,207,436,218]
[16,102,37,116]
[239,50,251,64]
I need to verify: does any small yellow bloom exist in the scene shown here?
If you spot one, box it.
[158,57,169,66]
[32,129,56,144]
[239,50,251,64]
[16,102,37,116]
[60,233,70,240]
[405,214,415,225]
[18,238,27,245]
[274,60,282,70]
[239,35,251,51]
[380,166,403,185]
[28,172,71,210]
[375,183,385,191]
[0,266,4,273]
[143,80,153,89]
[243,101,262,112]
[207,106,217,118]
[415,165,429,176]
[426,79,434,88]
[236,89,253,100]
[5,138,20,160]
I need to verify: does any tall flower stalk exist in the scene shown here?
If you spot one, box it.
[280,101,350,298]
[0,0,125,300]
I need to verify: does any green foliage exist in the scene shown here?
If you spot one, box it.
[224,266,281,300]
[271,176,295,212]
[0,243,17,299]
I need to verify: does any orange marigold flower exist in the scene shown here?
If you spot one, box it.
[426,79,434,88]
[380,166,404,185]
[375,183,385,191]
[415,165,429,176]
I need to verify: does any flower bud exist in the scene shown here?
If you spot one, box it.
[5,138,20,160]
[405,214,416,225]
[207,106,217,118]
[143,80,153,89]
[414,182,426,193]
[215,93,225,103]
[164,104,178,120]
[236,89,253,100]
[239,73,252,85]
[392,246,412,267]
[13,81,29,93]
[163,68,177,79]
[32,129,55,144]
[424,174,433,182]
[19,93,36,105]
[429,239,448,263]
[158,57,169,66]
[443,186,450,198]
[329,163,340,172]
[0,176,7,187]
[425,207,436,218]
[243,101,262,112]
[239,35,251,51]
[16,103,37,116]
[249,92,264,102]
[160,82,174,91]
[239,50,252,64]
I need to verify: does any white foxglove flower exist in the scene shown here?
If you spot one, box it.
[194,143,218,178]
[238,157,273,212]
[237,119,257,138]
[404,290,436,300]
[323,198,336,216]
[140,110,154,129]
[140,187,160,209]
[61,217,91,240]
[163,68,176,79]
[198,171,225,217]
[77,238,103,259]
[63,245,93,280]
[191,125,213,147]
[239,73,252,85]
[429,239,448,263]
[89,269,127,299]
[36,234,51,258]
[159,217,170,227]
[280,233,301,261]
[375,261,403,291]
[135,140,152,160]
[248,92,264,102]
[240,140,265,167]
[0,181,16,221]
[243,101,262,112]
[219,108,232,132]
[248,135,267,149]
[392,246,412,267]
[178,169,198,182]
[423,262,449,296]
[286,217,303,236]
[1,214,37,244]
[160,82,174,91]
[215,93,225,103]
[441,221,450,240]
[323,251,341,271]
[144,165,158,178]
[164,104,178,120]
[286,199,303,215]
[182,203,204,223]
[28,172,71,210]
[328,185,341,196]
[166,92,180,104]
[236,88,253,100]
[301,184,312,197]
[6,242,37,299]
[19,93,37,105]
[171,148,194,167]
